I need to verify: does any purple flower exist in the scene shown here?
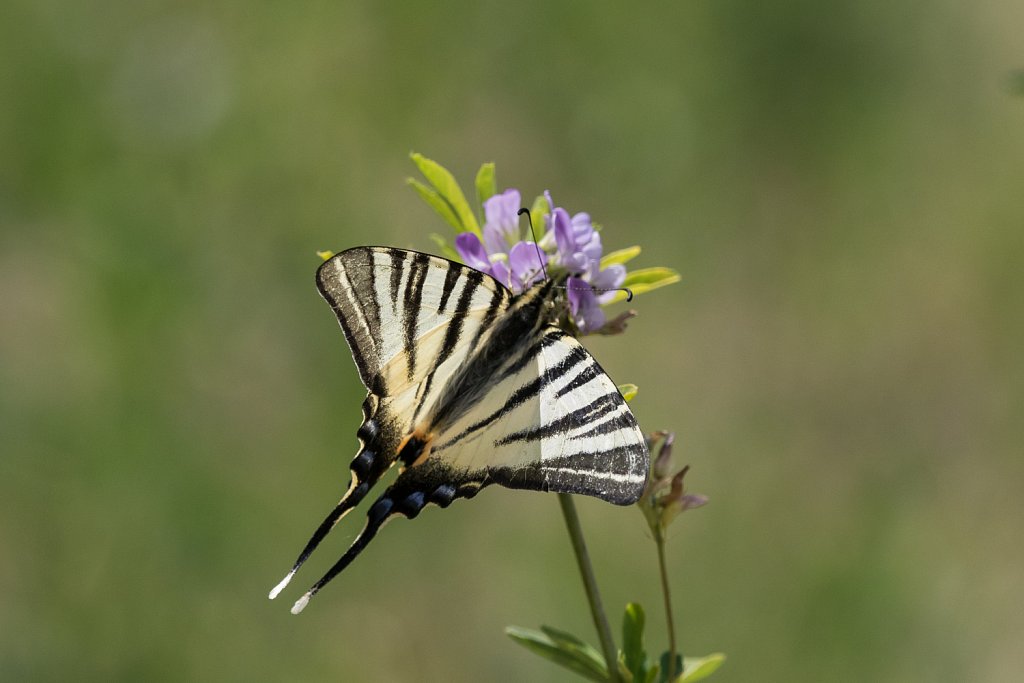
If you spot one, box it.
[482,189,522,256]
[456,188,631,334]
[454,232,545,294]
[508,241,546,291]
[548,201,602,277]
[567,276,606,333]
[591,263,626,304]
[489,259,512,289]
[571,261,628,333]
[455,232,491,272]
[485,242,547,293]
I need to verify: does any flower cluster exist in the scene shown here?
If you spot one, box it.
[453,189,628,334]
[407,153,679,335]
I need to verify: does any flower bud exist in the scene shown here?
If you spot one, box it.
[652,432,675,480]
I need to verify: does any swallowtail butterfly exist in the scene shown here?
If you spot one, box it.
[270,247,648,613]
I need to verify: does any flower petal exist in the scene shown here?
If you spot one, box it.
[482,223,507,256]
[455,232,491,273]
[484,188,521,229]
[591,263,627,303]
[509,241,547,289]
[482,189,521,254]
[489,259,513,290]
[552,207,574,258]
[571,212,593,242]
[553,208,590,273]
[592,263,626,290]
[580,231,603,276]
[567,275,606,333]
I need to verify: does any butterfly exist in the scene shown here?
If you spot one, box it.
[269,246,648,613]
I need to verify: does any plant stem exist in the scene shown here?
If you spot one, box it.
[557,493,621,683]
[655,532,678,681]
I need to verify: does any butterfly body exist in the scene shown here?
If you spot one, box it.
[270,246,648,612]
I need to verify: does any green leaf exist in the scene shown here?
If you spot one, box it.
[622,603,647,681]
[409,152,480,236]
[527,193,550,242]
[428,233,461,262]
[678,654,726,683]
[407,178,462,232]
[540,625,608,672]
[601,246,642,268]
[475,162,497,211]
[604,267,682,305]
[618,383,638,402]
[622,267,683,288]
[506,626,609,683]
[316,250,334,261]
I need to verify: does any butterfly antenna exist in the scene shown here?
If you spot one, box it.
[268,478,373,600]
[289,494,396,614]
[564,280,635,302]
[517,207,549,282]
[520,207,632,301]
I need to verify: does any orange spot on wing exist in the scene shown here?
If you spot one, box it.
[395,428,436,471]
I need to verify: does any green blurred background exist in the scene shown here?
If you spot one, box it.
[3,1,1022,681]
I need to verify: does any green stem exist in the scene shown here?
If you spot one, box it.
[557,493,621,683]
[655,532,678,681]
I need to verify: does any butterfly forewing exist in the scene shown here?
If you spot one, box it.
[428,327,646,503]
[317,247,511,404]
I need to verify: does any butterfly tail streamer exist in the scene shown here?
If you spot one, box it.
[288,469,460,614]
[288,491,406,614]
[267,482,371,600]
[268,435,393,600]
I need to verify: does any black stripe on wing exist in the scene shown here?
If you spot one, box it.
[345,247,382,350]
[495,328,569,384]
[553,362,602,399]
[433,333,588,453]
[401,252,431,380]
[410,268,498,425]
[568,410,640,441]
[437,264,462,314]
[466,285,508,351]
[333,304,373,389]
[488,442,646,505]
[436,268,487,370]
[495,392,622,445]
[388,249,404,304]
